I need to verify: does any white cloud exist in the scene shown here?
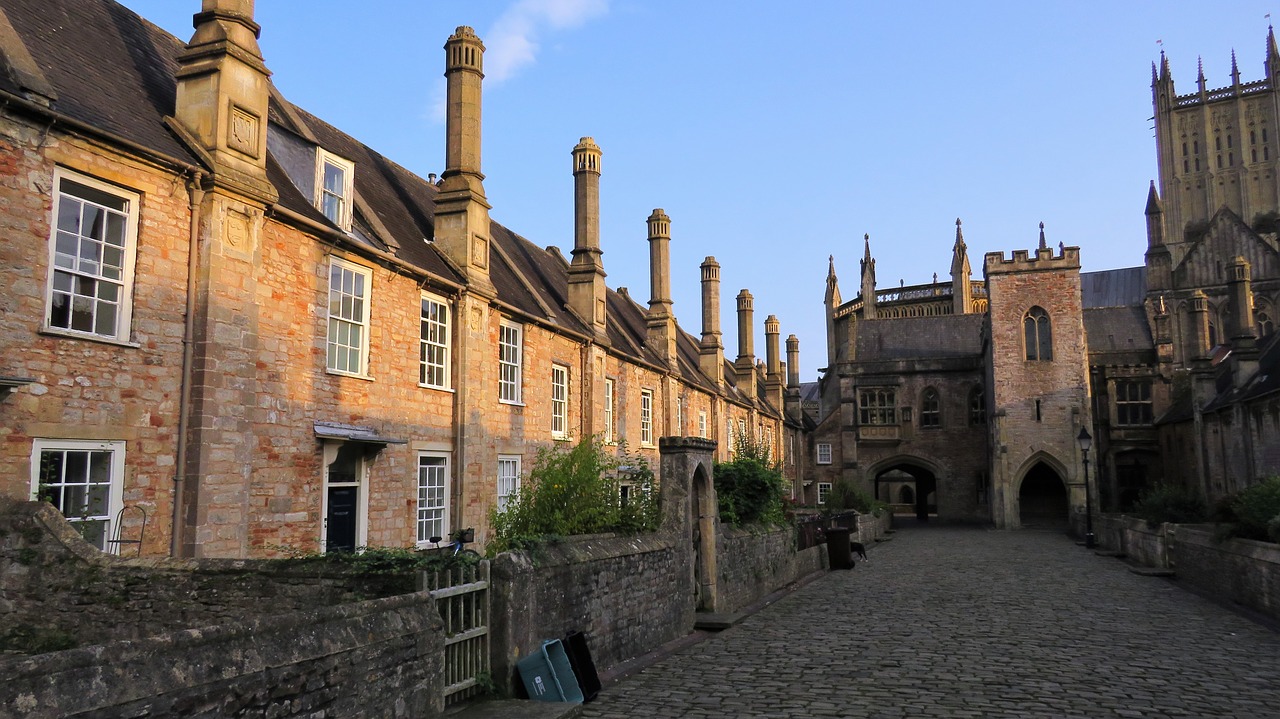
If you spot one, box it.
[485,0,608,84]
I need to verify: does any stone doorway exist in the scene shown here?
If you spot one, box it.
[1018,462,1068,528]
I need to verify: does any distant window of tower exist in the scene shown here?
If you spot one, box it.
[1193,139,1199,154]
[1217,155,1223,169]
[1258,310,1274,337]
[1215,136,1221,151]
[1195,158,1201,171]
[1115,380,1154,426]
[920,388,941,428]
[1023,306,1053,361]
[1266,147,1271,161]
[1182,142,1188,156]
[858,388,897,425]
[1253,149,1258,163]
[1209,321,1218,347]
[1229,153,1234,166]
[969,386,986,425]
[1264,128,1269,143]
[1251,130,1256,145]
[1184,160,1190,172]
[1227,134,1233,148]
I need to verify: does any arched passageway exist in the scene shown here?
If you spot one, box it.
[875,464,937,521]
[1019,462,1068,528]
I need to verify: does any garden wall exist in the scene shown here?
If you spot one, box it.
[716,525,826,613]
[488,533,689,692]
[0,501,447,718]
[1,501,411,647]
[1095,514,1280,622]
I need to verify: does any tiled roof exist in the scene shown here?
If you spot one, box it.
[1081,267,1146,308]
[1,0,200,165]
[1083,306,1154,354]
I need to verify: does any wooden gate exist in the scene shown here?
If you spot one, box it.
[424,560,490,705]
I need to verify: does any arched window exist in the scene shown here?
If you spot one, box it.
[1258,310,1274,338]
[920,388,941,428]
[969,386,986,425]
[1023,306,1053,361]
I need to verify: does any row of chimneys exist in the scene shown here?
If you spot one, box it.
[169,3,800,406]
[1171,255,1261,390]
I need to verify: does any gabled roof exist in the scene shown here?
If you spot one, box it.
[0,0,776,414]
[1174,206,1280,286]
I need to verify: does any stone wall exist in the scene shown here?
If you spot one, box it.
[489,532,688,693]
[0,501,446,718]
[1095,514,1280,622]
[3,591,443,719]
[1,502,412,648]
[715,525,825,614]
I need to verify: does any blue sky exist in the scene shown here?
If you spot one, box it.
[123,1,1275,380]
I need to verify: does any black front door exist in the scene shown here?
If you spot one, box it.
[326,485,358,552]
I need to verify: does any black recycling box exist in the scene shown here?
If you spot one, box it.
[563,630,601,702]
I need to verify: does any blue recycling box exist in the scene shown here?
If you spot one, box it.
[517,639,584,704]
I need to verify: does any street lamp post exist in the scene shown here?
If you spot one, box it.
[1077,426,1095,549]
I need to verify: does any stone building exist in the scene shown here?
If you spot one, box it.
[0,0,807,558]
[812,33,1280,528]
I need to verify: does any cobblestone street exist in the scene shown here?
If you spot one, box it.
[579,525,1280,719]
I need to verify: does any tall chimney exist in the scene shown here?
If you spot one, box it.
[1187,290,1212,361]
[434,26,495,294]
[786,335,800,389]
[646,210,676,370]
[174,0,275,202]
[699,257,723,385]
[1227,256,1260,386]
[567,138,607,338]
[735,289,756,399]
[764,315,783,409]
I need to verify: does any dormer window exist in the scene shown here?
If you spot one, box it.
[316,150,354,231]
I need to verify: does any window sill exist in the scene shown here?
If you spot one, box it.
[499,399,525,407]
[40,327,140,349]
[419,383,455,393]
[326,369,374,382]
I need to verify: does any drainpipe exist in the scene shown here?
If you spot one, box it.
[171,171,205,557]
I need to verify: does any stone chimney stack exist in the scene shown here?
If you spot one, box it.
[764,315,784,409]
[567,138,607,338]
[1227,256,1260,386]
[646,209,677,370]
[1187,290,1212,361]
[735,289,756,400]
[174,0,275,202]
[699,257,724,385]
[434,26,495,294]
[785,334,801,420]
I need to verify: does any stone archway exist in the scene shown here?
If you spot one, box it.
[870,458,939,521]
[1018,462,1069,529]
[659,437,721,615]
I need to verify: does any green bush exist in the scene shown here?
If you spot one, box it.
[715,433,787,527]
[1132,485,1208,527]
[1214,476,1280,543]
[488,438,658,555]
[824,479,888,516]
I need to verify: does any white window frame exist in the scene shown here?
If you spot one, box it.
[44,168,139,344]
[817,443,833,465]
[551,364,569,439]
[419,292,451,389]
[640,389,654,446]
[499,320,523,404]
[30,439,126,553]
[326,258,372,377]
[316,149,355,231]
[603,378,615,443]
[818,482,832,505]
[416,452,450,547]
[699,410,708,439]
[497,454,521,512]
